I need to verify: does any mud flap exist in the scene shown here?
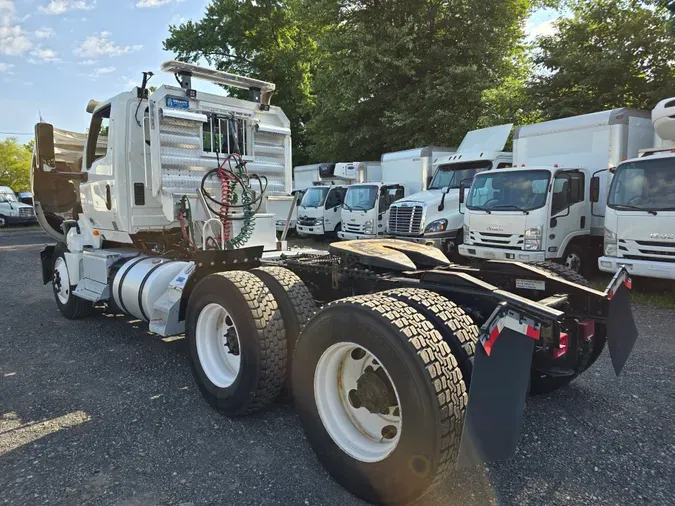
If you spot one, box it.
[605,269,638,376]
[457,305,540,468]
[40,245,55,285]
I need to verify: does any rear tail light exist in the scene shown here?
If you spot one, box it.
[552,332,568,360]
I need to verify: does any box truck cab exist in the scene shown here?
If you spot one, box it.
[296,184,347,237]
[338,183,406,239]
[599,98,675,280]
[0,186,37,227]
[387,125,513,259]
[460,109,654,274]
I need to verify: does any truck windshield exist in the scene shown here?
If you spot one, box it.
[429,161,492,190]
[301,187,330,208]
[608,158,675,212]
[467,170,550,212]
[343,185,378,211]
[0,192,18,203]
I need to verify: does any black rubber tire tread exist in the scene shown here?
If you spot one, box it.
[251,266,317,388]
[186,270,287,416]
[529,261,591,287]
[52,242,93,320]
[381,288,478,385]
[293,294,467,504]
[527,262,602,395]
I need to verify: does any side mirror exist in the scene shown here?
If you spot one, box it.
[458,184,465,205]
[590,176,600,203]
[35,123,56,172]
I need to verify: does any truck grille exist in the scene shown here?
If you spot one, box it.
[344,223,363,233]
[19,207,34,218]
[298,217,318,227]
[470,231,524,249]
[619,239,675,262]
[388,205,424,235]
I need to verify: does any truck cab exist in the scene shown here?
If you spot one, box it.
[296,185,347,237]
[0,186,36,227]
[460,166,596,270]
[338,182,405,239]
[387,124,514,260]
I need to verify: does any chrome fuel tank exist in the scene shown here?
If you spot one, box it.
[112,257,189,322]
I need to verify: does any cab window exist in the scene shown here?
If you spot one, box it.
[325,188,343,209]
[552,172,584,216]
[86,106,111,169]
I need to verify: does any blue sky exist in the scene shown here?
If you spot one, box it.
[0,1,561,143]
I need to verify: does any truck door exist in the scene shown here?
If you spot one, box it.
[323,187,344,233]
[377,185,405,236]
[546,171,587,259]
[80,104,116,231]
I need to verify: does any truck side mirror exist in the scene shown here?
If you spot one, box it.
[35,123,56,172]
[590,176,600,203]
[458,183,465,205]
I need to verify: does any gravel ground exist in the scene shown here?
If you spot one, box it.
[1,227,674,506]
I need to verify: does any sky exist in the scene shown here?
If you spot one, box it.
[0,1,562,143]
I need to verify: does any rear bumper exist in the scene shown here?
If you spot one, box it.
[296,224,325,235]
[338,231,376,240]
[459,244,546,262]
[599,256,675,280]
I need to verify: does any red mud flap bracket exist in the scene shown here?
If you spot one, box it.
[457,303,542,468]
[605,267,638,376]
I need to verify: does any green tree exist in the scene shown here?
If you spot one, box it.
[0,138,33,192]
[306,0,535,161]
[163,0,321,165]
[530,0,675,119]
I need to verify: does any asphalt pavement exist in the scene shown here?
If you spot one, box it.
[1,227,674,506]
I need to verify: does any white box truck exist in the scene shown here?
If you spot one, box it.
[387,126,513,260]
[460,109,654,274]
[338,147,456,240]
[599,98,675,280]
[295,161,381,238]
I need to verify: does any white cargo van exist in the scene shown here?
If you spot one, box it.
[387,126,513,259]
[460,109,654,274]
[599,98,675,280]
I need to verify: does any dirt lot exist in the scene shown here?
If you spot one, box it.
[1,227,674,506]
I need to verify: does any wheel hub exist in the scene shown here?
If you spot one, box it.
[225,327,240,355]
[352,367,397,415]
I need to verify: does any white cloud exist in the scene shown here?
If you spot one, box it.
[31,47,60,62]
[136,0,183,7]
[40,0,95,16]
[78,58,97,65]
[75,31,142,58]
[0,0,15,13]
[526,19,559,39]
[35,27,54,39]
[0,62,15,72]
[0,18,33,56]
[91,66,115,77]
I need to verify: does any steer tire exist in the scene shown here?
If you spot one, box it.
[251,266,317,391]
[381,288,478,385]
[528,262,604,395]
[185,271,287,416]
[52,242,93,320]
[293,294,467,505]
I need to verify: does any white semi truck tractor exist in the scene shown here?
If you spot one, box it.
[460,109,654,274]
[31,60,641,506]
[599,97,675,280]
[386,125,513,260]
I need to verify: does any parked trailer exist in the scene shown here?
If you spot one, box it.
[33,61,639,505]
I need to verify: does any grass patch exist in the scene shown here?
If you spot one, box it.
[589,273,675,309]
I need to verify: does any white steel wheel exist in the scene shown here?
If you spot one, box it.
[314,342,402,463]
[53,256,71,305]
[564,251,582,273]
[195,303,242,389]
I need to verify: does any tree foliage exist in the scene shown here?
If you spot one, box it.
[0,138,33,192]
[164,0,321,164]
[305,0,533,161]
[530,0,675,119]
